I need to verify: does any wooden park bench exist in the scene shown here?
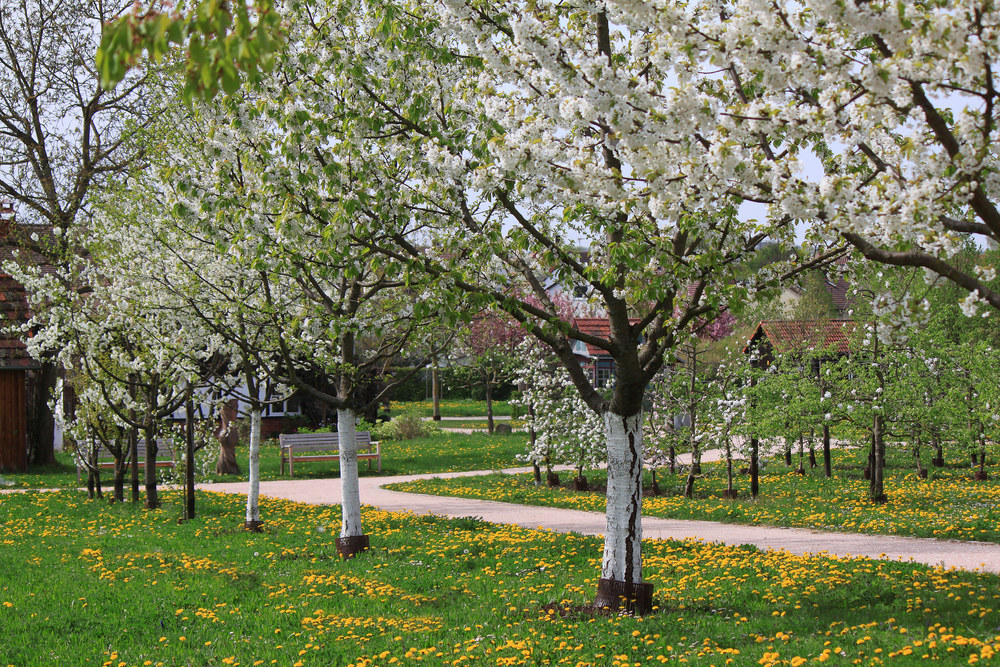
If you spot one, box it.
[75,438,177,481]
[279,431,381,476]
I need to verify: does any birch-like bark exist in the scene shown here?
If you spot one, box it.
[245,407,262,525]
[338,408,363,538]
[601,411,644,584]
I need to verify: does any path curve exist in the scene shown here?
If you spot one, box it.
[205,467,1000,575]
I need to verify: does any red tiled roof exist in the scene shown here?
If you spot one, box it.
[0,220,55,266]
[570,317,642,358]
[0,273,35,369]
[745,319,856,356]
[827,276,852,313]
[571,318,610,357]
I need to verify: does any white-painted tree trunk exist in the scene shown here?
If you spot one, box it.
[601,410,644,584]
[245,406,262,525]
[338,408,363,538]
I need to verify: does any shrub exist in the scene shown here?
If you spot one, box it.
[373,413,442,441]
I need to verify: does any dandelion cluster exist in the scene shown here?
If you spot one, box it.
[1,488,999,665]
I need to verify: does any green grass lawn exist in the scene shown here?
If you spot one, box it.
[388,445,1000,543]
[2,489,998,666]
[0,431,529,490]
[435,419,525,430]
[389,399,515,418]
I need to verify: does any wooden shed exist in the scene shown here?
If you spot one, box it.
[0,204,42,472]
[0,268,33,472]
[743,319,857,369]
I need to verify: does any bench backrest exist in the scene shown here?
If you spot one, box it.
[279,431,373,449]
[81,437,176,460]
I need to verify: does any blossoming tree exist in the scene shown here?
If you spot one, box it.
[314,1,797,611]
[98,84,455,551]
[0,0,152,464]
[96,0,814,610]
[453,310,526,435]
[616,0,1000,315]
[513,342,604,491]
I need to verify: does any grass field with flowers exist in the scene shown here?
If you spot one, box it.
[433,419,525,431]
[388,447,1000,543]
[388,400,515,418]
[2,488,999,666]
[0,431,529,491]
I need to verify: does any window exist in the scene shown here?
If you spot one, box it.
[595,360,614,388]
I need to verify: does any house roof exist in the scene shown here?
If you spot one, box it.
[827,276,851,313]
[744,319,857,356]
[0,273,36,369]
[570,317,642,358]
[0,217,56,267]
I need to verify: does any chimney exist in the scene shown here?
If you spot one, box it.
[0,201,12,237]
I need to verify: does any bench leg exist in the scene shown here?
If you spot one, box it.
[280,452,285,476]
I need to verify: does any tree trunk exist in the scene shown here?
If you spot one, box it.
[215,400,241,475]
[913,430,925,479]
[143,425,159,509]
[431,358,441,421]
[113,461,125,504]
[749,378,760,497]
[726,448,734,495]
[26,362,58,466]
[337,407,369,558]
[689,404,700,475]
[593,411,652,614]
[129,426,140,503]
[244,407,263,530]
[869,415,887,503]
[184,401,196,521]
[683,471,695,498]
[975,424,988,481]
[485,383,495,435]
[822,424,832,478]
[685,410,703,498]
[932,432,945,467]
[528,398,541,484]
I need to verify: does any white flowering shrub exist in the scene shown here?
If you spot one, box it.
[512,341,604,485]
[165,418,222,483]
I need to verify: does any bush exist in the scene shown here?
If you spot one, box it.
[298,414,442,441]
[369,413,442,441]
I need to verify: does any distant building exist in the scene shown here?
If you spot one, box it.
[743,319,857,369]
[569,317,642,388]
[0,204,50,471]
